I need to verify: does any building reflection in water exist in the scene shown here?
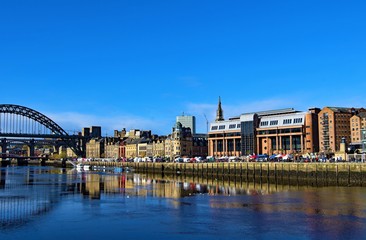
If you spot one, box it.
[1,166,366,233]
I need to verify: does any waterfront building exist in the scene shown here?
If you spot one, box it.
[164,137,173,160]
[192,136,208,158]
[123,137,153,159]
[86,138,104,158]
[176,114,196,134]
[318,107,366,153]
[146,142,154,158]
[362,129,366,153]
[152,137,166,157]
[125,129,151,139]
[165,122,193,160]
[82,126,102,138]
[350,112,366,144]
[208,117,242,157]
[256,108,320,155]
[115,129,153,159]
[82,127,90,137]
[239,113,257,156]
[208,98,320,157]
[208,97,241,157]
[118,140,126,159]
[143,135,166,158]
[114,128,127,138]
[104,137,120,159]
[137,138,151,158]
[125,138,139,159]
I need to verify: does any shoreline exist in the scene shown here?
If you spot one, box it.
[9,160,366,187]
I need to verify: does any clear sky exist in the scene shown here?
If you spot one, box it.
[1,0,366,136]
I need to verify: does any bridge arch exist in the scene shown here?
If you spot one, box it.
[0,104,83,157]
[0,104,68,135]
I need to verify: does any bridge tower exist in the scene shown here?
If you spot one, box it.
[27,139,35,158]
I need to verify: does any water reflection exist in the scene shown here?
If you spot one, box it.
[0,166,366,239]
[0,167,62,229]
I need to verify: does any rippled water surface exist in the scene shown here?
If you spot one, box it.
[1,166,366,240]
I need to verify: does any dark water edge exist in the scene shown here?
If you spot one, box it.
[1,166,366,240]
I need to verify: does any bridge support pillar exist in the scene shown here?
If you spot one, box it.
[17,158,28,166]
[1,138,7,161]
[61,158,66,168]
[27,139,35,158]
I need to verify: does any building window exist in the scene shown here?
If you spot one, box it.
[229,124,236,129]
[270,120,278,126]
[237,124,241,128]
[260,121,269,126]
[283,119,292,124]
[211,126,218,130]
[282,137,291,150]
[294,118,303,124]
[219,125,225,130]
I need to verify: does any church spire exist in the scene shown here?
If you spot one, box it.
[215,96,224,122]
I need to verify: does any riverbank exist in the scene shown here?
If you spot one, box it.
[20,160,366,187]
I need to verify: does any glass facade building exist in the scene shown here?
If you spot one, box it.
[240,120,256,155]
[176,115,196,134]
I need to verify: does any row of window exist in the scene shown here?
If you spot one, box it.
[270,120,278,125]
[260,136,302,151]
[283,119,292,124]
[294,118,303,124]
[260,118,303,126]
[257,128,302,135]
[211,124,241,131]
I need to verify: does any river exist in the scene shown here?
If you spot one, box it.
[0,166,365,240]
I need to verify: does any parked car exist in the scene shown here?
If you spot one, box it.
[174,157,183,163]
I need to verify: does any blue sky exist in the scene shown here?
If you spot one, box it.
[1,0,366,135]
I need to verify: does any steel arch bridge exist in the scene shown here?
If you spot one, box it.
[0,104,84,157]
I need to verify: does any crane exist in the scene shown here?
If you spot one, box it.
[203,114,209,133]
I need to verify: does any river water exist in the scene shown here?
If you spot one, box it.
[1,166,366,240]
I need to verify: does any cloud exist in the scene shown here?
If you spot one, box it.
[43,97,311,137]
[45,112,169,136]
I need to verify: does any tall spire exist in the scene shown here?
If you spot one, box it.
[215,96,224,122]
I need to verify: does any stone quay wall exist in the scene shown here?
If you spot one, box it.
[61,161,366,187]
